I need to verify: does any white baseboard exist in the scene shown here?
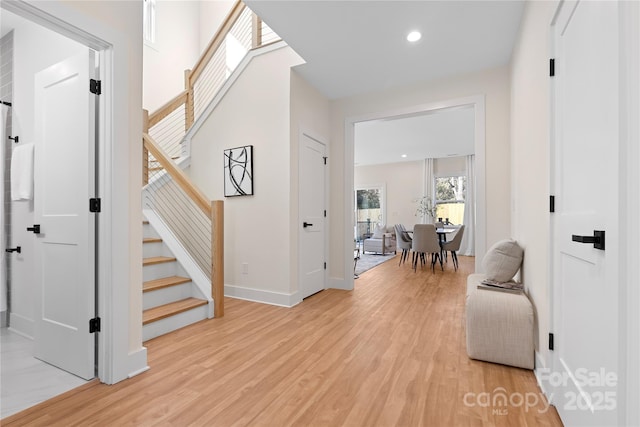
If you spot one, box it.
[9,313,34,339]
[225,285,300,308]
[126,347,149,379]
[328,276,352,291]
[534,351,553,401]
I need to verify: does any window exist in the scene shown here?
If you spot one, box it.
[143,0,156,44]
[355,186,384,240]
[434,175,466,225]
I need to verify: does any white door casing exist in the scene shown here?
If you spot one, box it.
[299,133,326,299]
[550,1,620,425]
[33,51,97,380]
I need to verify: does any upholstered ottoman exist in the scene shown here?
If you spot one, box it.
[465,273,534,369]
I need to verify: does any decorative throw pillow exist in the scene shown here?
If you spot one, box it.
[482,239,524,282]
[372,224,386,239]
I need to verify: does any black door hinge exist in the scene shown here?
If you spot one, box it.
[90,79,102,95]
[324,210,327,217]
[89,317,101,333]
[89,198,101,213]
[549,333,554,350]
[323,156,327,165]
[550,195,555,213]
[550,58,555,77]
[324,262,327,270]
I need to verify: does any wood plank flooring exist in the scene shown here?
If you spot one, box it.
[2,255,563,426]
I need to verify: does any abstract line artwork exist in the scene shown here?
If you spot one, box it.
[224,145,253,197]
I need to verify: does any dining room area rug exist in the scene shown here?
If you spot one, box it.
[355,252,396,276]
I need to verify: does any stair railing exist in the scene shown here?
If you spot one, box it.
[143,112,224,317]
[143,0,280,185]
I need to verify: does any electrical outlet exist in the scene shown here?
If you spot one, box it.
[241,262,249,275]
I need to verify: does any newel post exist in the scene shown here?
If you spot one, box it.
[212,200,224,317]
[185,69,195,130]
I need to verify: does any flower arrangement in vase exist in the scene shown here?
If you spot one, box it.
[414,196,437,223]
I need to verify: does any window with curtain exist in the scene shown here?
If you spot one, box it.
[434,175,466,225]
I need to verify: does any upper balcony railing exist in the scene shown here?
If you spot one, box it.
[144,1,281,184]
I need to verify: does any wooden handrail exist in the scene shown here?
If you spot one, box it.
[189,0,245,86]
[148,90,189,129]
[143,133,211,217]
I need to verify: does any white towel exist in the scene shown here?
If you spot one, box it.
[11,143,34,201]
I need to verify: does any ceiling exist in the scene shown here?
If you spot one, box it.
[355,105,474,166]
[245,1,524,165]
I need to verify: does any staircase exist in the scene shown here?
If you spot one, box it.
[142,220,209,341]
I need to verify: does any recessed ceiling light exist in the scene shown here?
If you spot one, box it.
[401,154,408,158]
[407,31,422,43]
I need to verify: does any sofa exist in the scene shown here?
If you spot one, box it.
[363,224,396,255]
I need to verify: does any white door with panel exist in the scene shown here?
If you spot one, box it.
[551,1,620,425]
[33,51,97,380]
[299,133,326,299]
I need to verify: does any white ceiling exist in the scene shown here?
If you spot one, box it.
[246,0,523,165]
[355,105,475,166]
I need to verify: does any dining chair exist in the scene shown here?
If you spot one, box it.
[441,225,465,271]
[395,224,412,266]
[411,224,443,273]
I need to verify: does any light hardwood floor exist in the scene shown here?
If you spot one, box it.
[2,255,563,426]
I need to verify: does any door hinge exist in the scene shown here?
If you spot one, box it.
[89,317,101,333]
[324,210,327,217]
[323,156,327,165]
[324,262,327,270]
[90,79,102,95]
[549,58,555,77]
[89,198,101,213]
[550,195,555,213]
[549,332,554,350]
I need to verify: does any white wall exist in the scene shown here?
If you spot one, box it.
[188,46,304,305]
[199,0,234,54]
[329,66,512,284]
[355,156,469,232]
[289,69,330,297]
[510,0,556,371]
[355,160,423,230]
[143,0,200,112]
[4,10,86,338]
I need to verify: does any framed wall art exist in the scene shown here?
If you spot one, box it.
[224,145,253,197]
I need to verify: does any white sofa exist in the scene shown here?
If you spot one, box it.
[363,225,396,255]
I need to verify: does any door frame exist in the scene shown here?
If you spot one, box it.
[343,95,486,290]
[1,0,146,384]
[297,129,329,303]
[546,1,640,424]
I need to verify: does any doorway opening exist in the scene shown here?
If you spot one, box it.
[0,7,101,417]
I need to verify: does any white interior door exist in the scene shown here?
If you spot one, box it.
[551,1,620,425]
[33,51,96,380]
[299,133,326,299]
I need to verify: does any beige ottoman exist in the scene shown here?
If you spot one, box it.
[465,273,534,369]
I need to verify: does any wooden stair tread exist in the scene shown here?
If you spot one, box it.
[143,298,208,325]
[143,276,191,293]
[143,256,176,266]
[143,237,163,244]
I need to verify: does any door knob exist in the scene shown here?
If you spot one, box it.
[572,230,605,250]
[5,246,21,254]
[303,222,313,228]
[27,224,41,234]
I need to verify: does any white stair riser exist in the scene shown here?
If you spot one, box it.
[143,223,160,239]
[143,282,194,310]
[142,304,209,342]
[143,241,172,258]
[143,261,177,282]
